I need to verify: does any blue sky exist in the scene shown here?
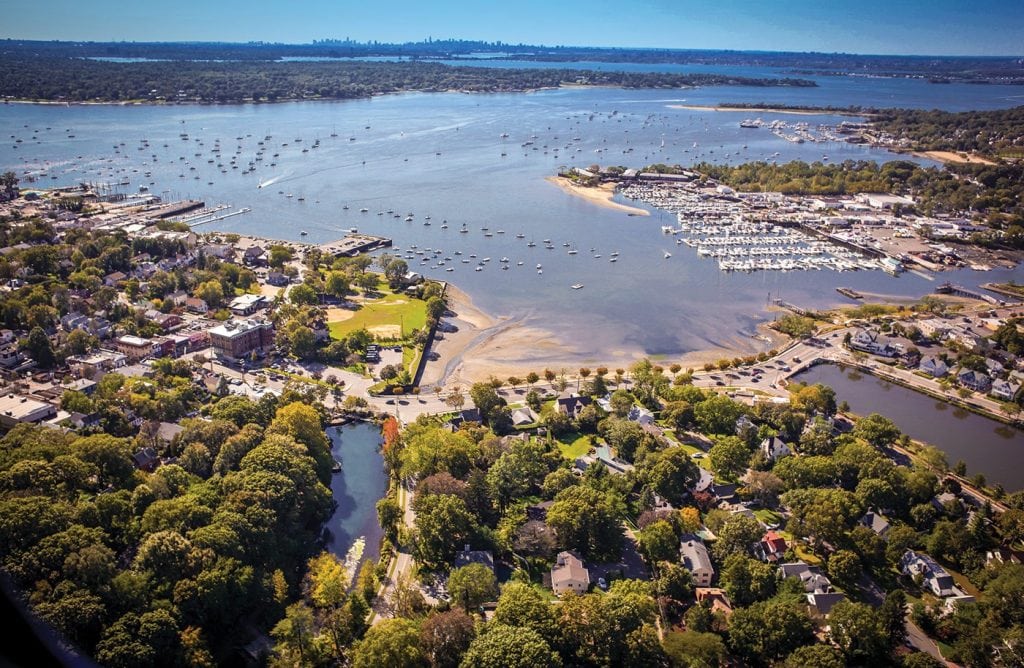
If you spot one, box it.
[2,0,1022,56]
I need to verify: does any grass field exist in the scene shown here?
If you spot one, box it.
[557,432,594,460]
[327,290,427,341]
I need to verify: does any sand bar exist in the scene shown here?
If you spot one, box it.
[547,176,650,216]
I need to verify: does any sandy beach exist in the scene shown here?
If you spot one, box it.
[546,176,650,216]
[913,150,996,166]
[668,104,866,117]
[418,282,788,391]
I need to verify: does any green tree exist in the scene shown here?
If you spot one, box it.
[639,520,678,563]
[493,582,559,646]
[728,599,814,664]
[662,630,726,668]
[782,645,845,668]
[414,494,477,568]
[827,549,862,591]
[546,485,624,561]
[720,554,777,606]
[460,623,561,668]
[853,413,902,449]
[352,617,424,668]
[694,395,745,434]
[713,515,764,561]
[289,283,318,305]
[827,600,889,665]
[448,563,498,611]
[25,326,56,368]
[709,435,751,479]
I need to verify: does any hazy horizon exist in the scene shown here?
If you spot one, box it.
[2,0,1022,58]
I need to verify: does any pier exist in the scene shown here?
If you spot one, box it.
[935,282,1002,305]
[322,234,392,258]
[147,199,205,219]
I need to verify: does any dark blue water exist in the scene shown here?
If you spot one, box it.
[794,363,1024,490]
[324,422,387,574]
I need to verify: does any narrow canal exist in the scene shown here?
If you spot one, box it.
[793,363,1024,491]
[324,422,388,579]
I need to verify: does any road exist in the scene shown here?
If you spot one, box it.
[369,478,417,625]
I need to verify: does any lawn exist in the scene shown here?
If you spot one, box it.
[753,509,785,526]
[557,433,594,460]
[327,290,427,340]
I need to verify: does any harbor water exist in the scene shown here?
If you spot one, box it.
[793,363,1024,491]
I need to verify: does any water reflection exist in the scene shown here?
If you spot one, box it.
[794,363,1024,491]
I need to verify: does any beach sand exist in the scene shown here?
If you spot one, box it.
[913,150,996,166]
[419,283,788,390]
[546,176,650,216]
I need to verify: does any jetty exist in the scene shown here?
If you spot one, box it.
[836,287,864,300]
[934,282,1001,305]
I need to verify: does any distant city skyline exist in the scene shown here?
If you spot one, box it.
[2,0,1023,57]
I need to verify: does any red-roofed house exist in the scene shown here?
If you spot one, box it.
[756,531,788,563]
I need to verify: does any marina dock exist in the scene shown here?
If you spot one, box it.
[322,234,392,257]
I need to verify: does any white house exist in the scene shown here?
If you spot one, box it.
[551,551,590,596]
[919,357,949,378]
[680,535,715,587]
[760,436,792,462]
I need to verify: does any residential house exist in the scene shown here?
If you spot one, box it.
[760,436,792,462]
[917,318,951,340]
[167,290,189,307]
[807,591,848,616]
[756,531,788,563]
[103,271,128,287]
[184,297,209,314]
[132,447,159,473]
[957,368,992,393]
[849,329,897,357]
[267,271,290,286]
[679,535,715,587]
[448,407,482,429]
[511,407,537,426]
[454,545,495,574]
[919,357,949,378]
[860,511,891,539]
[556,394,593,419]
[991,379,1020,401]
[551,551,590,596]
[69,350,127,380]
[694,588,733,617]
[901,551,956,597]
[628,406,656,426]
[243,246,267,266]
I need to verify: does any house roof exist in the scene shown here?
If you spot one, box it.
[552,551,589,585]
[454,549,495,572]
[680,535,713,573]
[807,591,846,615]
